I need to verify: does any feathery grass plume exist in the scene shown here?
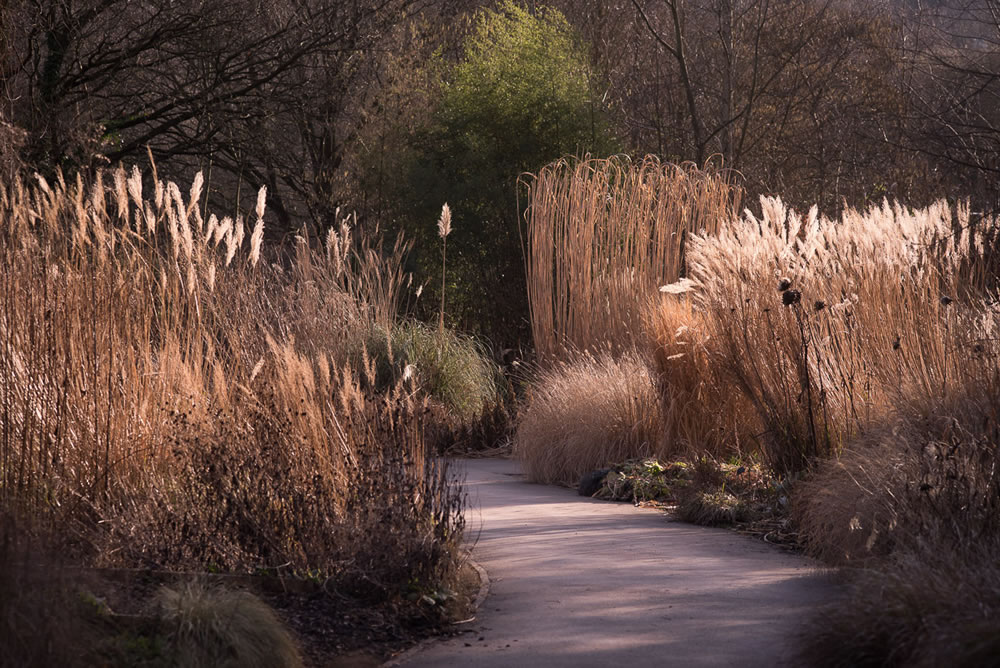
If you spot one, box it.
[166,196,181,259]
[127,164,143,206]
[168,182,194,261]
[90,169,105,221]
[113,166,128,220]
[521,155,741,361]
[154,175,164,210]
[437,202,452,238]
[255,184,267,222]
[34,172,51,196]
[438,203,452,333]
[338,217,351,255]
[188,171,204,219]
[325,227,338,264]
[214,216,231,247]
[234,214,245,247]
[143,201,156,235]
[249,219,264,267]
[224,215,244,266]
[204,213,218,246]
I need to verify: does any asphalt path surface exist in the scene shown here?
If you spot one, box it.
[400,458,839,667]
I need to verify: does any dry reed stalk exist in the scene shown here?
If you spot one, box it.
[521,155,741,361]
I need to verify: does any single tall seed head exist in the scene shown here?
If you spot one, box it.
[438,203,452,239]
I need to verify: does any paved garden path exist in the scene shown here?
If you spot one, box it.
[399,458,840,668]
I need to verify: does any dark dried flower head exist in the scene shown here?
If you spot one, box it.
[940,295,954,306]
[782,289,801,306]
[778,277,792,292]
[892,335,901,351]
[814,300,826,311]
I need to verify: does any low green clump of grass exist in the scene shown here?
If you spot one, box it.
[593,459,691,503]
[157,583,302,668]
[353,320,499,423]
[398,321,500,422]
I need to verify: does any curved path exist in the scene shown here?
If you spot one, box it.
[399,458,839,667]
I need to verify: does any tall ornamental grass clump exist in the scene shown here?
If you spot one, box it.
[676,196,1000,667]
[522,156,741,361]
[793,347,1000,565]
[0,166,464,596]
[683,197,997,474]
[643,293,752,460]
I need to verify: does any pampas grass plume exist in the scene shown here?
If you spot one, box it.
[255,185,267,222]
[438,203,452,238]
[249,219,264,267]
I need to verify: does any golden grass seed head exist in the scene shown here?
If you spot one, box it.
[438,203,452,238]
[255,185,267,222]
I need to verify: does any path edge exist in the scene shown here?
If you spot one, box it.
[382,554,490,667]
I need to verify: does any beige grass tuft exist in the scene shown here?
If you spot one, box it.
[514,350,661,485]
